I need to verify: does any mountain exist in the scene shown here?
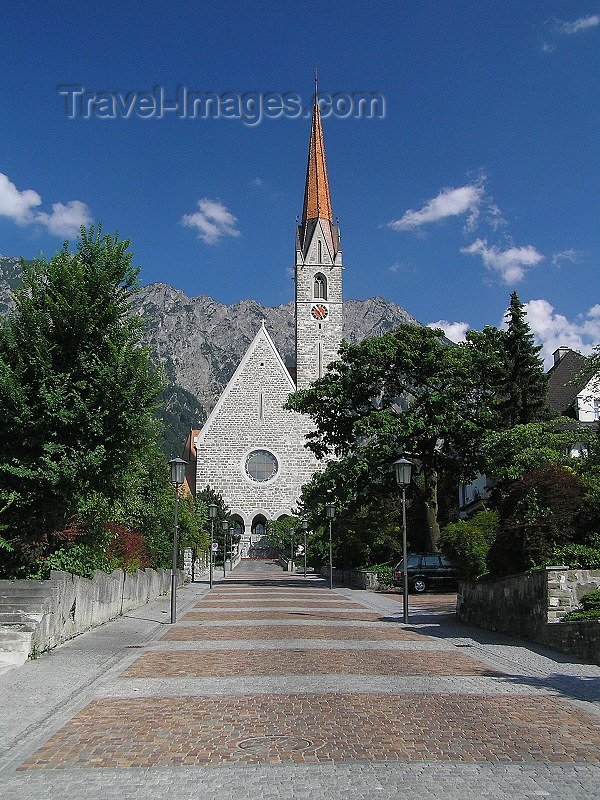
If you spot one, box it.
[0,259,421,456]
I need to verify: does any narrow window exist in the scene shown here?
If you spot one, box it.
[314,273,327,300]
[318,240,322,262]
[259,391,264,421]
[318,341,323,378]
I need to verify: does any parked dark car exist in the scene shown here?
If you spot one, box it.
[392,553,459,593]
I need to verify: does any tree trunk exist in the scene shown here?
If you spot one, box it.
[423,460,440,552]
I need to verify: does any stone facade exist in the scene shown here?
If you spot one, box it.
[195,324,323,554]
[295,219,343,390]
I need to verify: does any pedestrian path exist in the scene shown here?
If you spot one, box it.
[1,560,600,799]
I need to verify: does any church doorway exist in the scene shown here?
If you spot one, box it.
[248,514,271,558]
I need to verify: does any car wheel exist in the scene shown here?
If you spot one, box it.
[411,578,427,593]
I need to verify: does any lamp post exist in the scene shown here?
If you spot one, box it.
[302,519,309,578]
[208,503,217,589]
[325,503,335,590]
[229,525,235,570]
[394,457,413,624]
[222,520,229,577]
[290,526,295,572]
[168,457,187,624]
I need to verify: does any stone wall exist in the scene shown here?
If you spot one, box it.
[37,567,180,653]
[321,566,381,590]
[457,567,600,665]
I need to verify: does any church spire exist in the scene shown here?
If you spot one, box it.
[301,89,333,224]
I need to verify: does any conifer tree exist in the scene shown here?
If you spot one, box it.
[500,292,549,427]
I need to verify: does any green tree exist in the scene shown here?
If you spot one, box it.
[266,516,299,557]
[0,226,163,575]
[287,324,497,551]
[479,419,588,485]
[500,292,549,426]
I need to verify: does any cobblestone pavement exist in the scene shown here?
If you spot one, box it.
[2,560,600,799]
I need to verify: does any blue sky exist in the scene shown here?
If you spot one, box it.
[1,1,598,367]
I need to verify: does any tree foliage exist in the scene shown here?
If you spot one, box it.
[499,292,550,426]
[0,226,164,575]
[440,511,498,581]
[287,324,497,551]
[488,465,597,577]
[479,419,588,484]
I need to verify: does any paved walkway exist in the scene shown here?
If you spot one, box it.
[2,560,600,799]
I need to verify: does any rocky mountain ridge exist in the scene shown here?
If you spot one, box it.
[0,257,421,454]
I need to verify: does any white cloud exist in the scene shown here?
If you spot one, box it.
[387,182,484,231]
[427,320,470,343]
[523,299,600,368]
[0,173,42,224]
[0,172,91,237]
[461,238,544,284]
[181,198,240,244]
[551,249,582,267]
[36,200,92,238]
[557,15,600,35]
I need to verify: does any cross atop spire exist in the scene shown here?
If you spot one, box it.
[301,91,333,225]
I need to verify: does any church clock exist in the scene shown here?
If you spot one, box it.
[311,303,328,320]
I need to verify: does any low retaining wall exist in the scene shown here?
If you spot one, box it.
[320,566,381,590]
[457,567,600,665]
[39,567,181,652]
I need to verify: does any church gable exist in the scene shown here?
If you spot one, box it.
[198,323,295,443]
[195,323,320,527]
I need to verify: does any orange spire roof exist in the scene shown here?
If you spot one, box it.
[301,101,333,224]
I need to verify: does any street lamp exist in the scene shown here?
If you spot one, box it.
[222,520,229,577]
[208,503,217,589]
[229,525,235,570]
[168,457,187,624]
[302,519,309,578]
[394,457,413,624]
[325,503,335,590]
[290,526,295,572]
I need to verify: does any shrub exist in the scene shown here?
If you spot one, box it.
[439,511,498,581]
[537,543,600,570]
[562,590,600,621]
[488,465,597,578]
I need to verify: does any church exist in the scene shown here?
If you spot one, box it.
[185,98,343,557]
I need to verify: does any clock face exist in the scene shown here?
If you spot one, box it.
[311,304,328,320]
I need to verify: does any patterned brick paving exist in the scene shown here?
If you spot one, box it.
[121,649,503,678]
[14,564,600,781]
[160,624,428,641]
[19,693,600,769]
[181,609,386,622]
[195,600,364,608]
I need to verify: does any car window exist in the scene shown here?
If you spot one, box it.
[406,556,420,568]
[422,555,439,568]
[440,556,452,567]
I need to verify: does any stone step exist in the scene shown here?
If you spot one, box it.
[0,611,46,626]
[0,602,51,614]
[0,625,34,671]
[0,585,60,600]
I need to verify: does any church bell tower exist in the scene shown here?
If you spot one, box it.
[295,94,343,390]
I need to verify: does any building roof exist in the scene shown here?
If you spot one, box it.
[301,101,333,224]
[298,101,339,261]
[547,348,588,417]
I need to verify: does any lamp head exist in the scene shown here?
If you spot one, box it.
[394,457,412,489]
[168,457,187,486]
